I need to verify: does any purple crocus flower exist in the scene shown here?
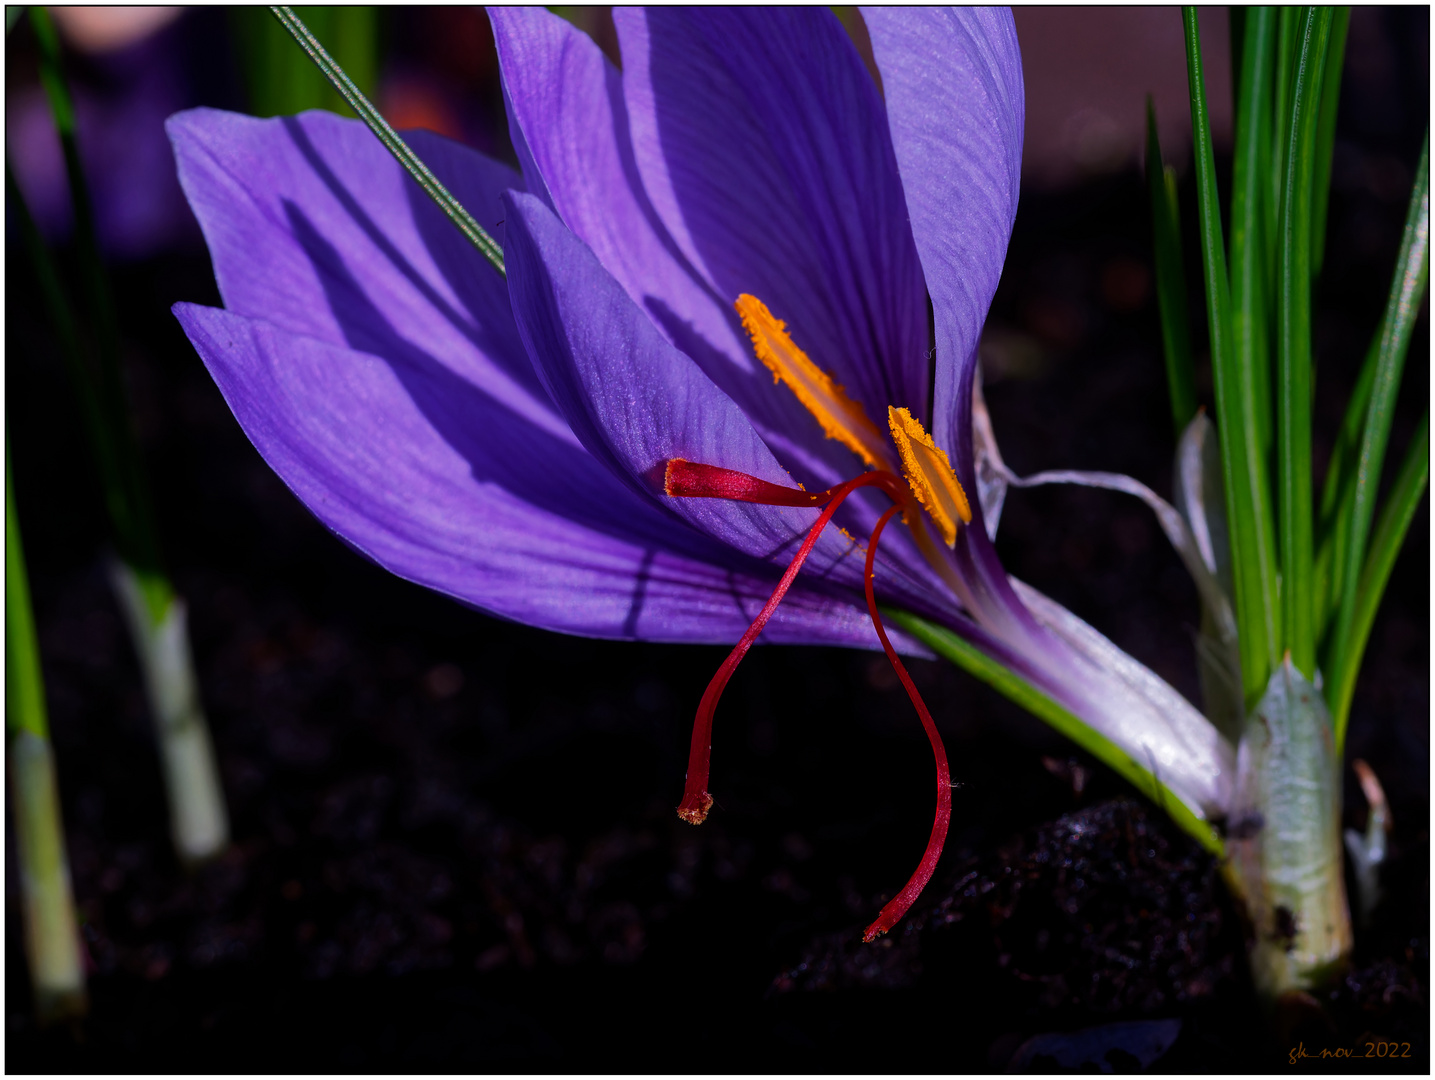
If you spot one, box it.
[171,7,1231,936]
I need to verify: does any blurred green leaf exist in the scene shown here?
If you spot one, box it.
[1329,411,1429,750]
[1326,134,1429,728]
[235,6,377,118]
[1230,7,1276,462]
[27,6,171,621]
[266,6,505,276]
[1145,97,1197,436]
[6,448,49,743]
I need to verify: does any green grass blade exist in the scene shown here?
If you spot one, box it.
[269,6,505,277]
[1269,7,1302,285]
[1328,411,1429,751]
[234,6,377,119]
[1145,98,1198,435]
[6,445,88,1022]
[5,163,122,503]
[1311,7,1351,277]
[6,6,25,35]
[1314,337,1377,641]
[7,449,50,744]
[1230,7,1277,461]
[1185,6,1281,705]
[1327,134,1429,689]
[1275,7,1333,678]
[884,608,1224,857]
[29,7,172,621]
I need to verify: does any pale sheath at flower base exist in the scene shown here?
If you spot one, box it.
[171,7,1232,937]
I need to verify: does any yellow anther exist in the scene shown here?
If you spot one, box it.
[736,294,890,471]
[888,406,971,548]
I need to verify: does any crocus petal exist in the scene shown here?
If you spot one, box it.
[1010,580,1234,815]
[175,302,911,652]
[862,7,1023,480]
[491,7,899,499]
[503,189,960,624]
[168,107,557,440]
[615,6,931,430]
[489,6,743,371]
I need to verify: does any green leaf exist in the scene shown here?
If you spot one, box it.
[6,447,49,742]
[1268,6,1302,285]
[234,6,377,119]
[1184,6,1281,706]
[1275,7,1333,678]
[1229,7,1277,461]
[1145,97,1197,435]
[1325,134,1429,713]
[1329,412,1429,750]
[26,8,172,623]
[1311,7,1351,277]
[1313,338,1377,640]
[6,453,87,1019]
[883,608,1225,857]
[268,6,506,277]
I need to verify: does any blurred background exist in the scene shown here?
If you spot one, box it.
[6,6,1428,1070]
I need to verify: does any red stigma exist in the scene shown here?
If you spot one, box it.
[666,459,952,939]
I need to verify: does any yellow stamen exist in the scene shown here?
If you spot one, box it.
[736,294,890,470]
[888,406,971,547]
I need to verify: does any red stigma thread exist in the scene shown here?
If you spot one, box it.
[666,459,952,940]
[858,503,951,942]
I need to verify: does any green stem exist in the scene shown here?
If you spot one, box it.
[1275,6,1332,679]
[1145,97,1198,435]
[884,608,1225,858]
[268,5,505,276]
[1330,412,1430,751]
[1327,135,1429,704]
[6,447,87,1023]
[1184,6,1281,706]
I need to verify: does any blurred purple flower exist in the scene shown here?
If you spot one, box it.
[170,9,1230,857]
[8,8,200,259]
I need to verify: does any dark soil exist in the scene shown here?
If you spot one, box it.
[6,8,1428,1073]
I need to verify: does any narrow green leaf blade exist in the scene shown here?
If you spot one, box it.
[1330,411,1430,750]
[1327,134,1429,694]
[1314,337,1377,641]
[28,7,172,621]
[1229,6,1277,461]
[268,6,506,277]
[1275,6,1333,677]
[1184,6,1281,705]
[1145,98,1198,435]
[1311,7,1351,277]
[6,448,49,742]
